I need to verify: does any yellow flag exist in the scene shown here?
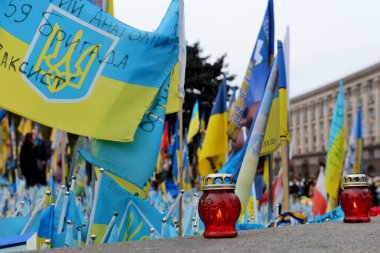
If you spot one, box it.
[187,100,200,143]
[199,79,228,177]
[325,81,347,211]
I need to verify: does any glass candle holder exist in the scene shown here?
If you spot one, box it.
[341,174,373,223]
[198,174,241,238]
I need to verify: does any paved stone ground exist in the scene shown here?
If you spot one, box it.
[34,217,380,253]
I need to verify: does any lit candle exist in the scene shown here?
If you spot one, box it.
[341,174,373,223]
[198,174,241,238]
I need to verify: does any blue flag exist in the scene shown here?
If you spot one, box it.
[90,172,171,242]
[37,205,55,248]
[228,0,275,139]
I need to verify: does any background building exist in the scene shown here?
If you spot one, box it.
[278,63,380,180]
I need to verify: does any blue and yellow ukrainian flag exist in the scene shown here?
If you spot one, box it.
[228,0,274,140]
[198,78,228,177]
[91,171,165,243]
[88,0,185,115]
[344,106,363,175]
[235,41,287,212]
[187,100,200,143]
[259,38,290,156]
[80,76,171,199]
[277,40,289,143]
[325,81,347,211]
[159,0,186,114]
[0,0,179,142]
[79,0,182,197]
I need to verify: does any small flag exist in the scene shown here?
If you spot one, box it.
[198,78,228,177]
[344,106,363,175]
[187,101,200,143]
[325,81,347,211]
[312,167,328,216]
[235,41,288,212]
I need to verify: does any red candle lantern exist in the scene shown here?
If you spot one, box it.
[341,174,373,223]
[198,174,241,238]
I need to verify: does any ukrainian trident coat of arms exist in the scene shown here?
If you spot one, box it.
[23,5,118,102]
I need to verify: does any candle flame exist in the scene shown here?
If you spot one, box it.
[216,209,222,220]
[353,201,357,209]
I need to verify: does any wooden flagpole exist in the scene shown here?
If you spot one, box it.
[280,28,291,213]
[281,141,290,212]
[268,155,273,222]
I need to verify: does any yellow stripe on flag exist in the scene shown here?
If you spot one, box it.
[260,97,280,156]
[279,88,289,141]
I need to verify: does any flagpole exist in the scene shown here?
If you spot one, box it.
[268,155,273,221]
[102,0,108,12]
[176,0,186,237]
[178,106,184,237]
[281,141,290,212]
[86,168,104,244]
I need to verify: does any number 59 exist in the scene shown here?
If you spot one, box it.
[4,0,32,23]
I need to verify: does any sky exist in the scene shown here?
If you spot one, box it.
[114,0,380,98]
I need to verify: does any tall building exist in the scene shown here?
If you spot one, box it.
[283,63,380,179]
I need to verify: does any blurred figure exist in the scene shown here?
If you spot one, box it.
[20,133,37,188]
[290,180,299,204]
[32,128,51,185]
[370,176,380,206]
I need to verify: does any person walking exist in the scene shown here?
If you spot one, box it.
[32,128,51,186]
[20,133,38,188]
